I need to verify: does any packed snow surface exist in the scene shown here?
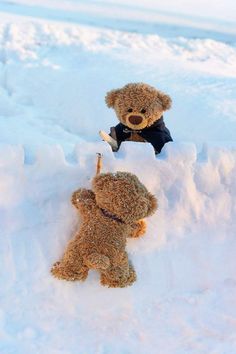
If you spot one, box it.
[0,1,236,353]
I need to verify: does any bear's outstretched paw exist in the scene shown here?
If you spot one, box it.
[99,130,118,151]
[130,219,147,238]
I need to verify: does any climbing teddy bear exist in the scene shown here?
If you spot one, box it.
[51,171,157,288]
[100,82,173,154]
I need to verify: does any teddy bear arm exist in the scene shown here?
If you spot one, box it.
[110,123,131,150]
[71,188,96,212]
[128,220,147,238]
[141,129,173,153]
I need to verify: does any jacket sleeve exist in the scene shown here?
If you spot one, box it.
[141,128,173,153]
[110,123,131,149]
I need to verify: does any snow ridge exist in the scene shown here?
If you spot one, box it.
[1,141,236,353]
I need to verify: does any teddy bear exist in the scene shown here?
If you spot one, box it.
[51,171,157,288]
[100,82,173,154]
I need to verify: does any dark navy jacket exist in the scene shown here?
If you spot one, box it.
[113,116,173,153]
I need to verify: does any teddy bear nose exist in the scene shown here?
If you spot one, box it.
[128,115,143,125]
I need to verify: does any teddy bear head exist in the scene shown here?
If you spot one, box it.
[92,171,157,223]
[105,82,172,131]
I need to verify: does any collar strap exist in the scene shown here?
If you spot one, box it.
[123,128,142,134]
[100,208,125,224]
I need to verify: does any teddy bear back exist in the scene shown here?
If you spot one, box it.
[79,210,128,254]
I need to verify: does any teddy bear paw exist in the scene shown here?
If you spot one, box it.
[131,219,147,238]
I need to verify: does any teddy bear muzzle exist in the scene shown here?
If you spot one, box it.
[128,115,143,125]
[126,113,147,129]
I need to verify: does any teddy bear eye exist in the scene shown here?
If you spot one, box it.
[141,108,146,114]
[127,108,133,112]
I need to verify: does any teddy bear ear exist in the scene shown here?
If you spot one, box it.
[105,89,121,108]
[146,193,158,217]
[157,92,172,111]
[92,173,112,190]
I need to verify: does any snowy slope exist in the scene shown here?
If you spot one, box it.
[1,0,236,41]
[0,1,236,353]
[0,20,235,155]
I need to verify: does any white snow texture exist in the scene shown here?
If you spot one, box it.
[0,1,236,353]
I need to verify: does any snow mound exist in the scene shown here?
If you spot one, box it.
[1,142,236,353]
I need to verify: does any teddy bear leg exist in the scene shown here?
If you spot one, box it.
[84,253,110,270]
[129,219,147,238]
[51,240,88,281]
[51,260,88,281]
[100,252,136,288]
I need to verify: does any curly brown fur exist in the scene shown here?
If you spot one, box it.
[51,172,157,288]
[105,82,172,130]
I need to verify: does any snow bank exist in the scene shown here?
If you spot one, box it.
[1,142,236,353]
[0,21,236,158]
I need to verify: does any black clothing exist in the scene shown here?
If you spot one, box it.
[112,116,173,153]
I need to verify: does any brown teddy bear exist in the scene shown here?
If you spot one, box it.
[100,82,173,154]
[51,171,157,288]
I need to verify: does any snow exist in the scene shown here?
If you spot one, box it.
[0,1,236,353]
